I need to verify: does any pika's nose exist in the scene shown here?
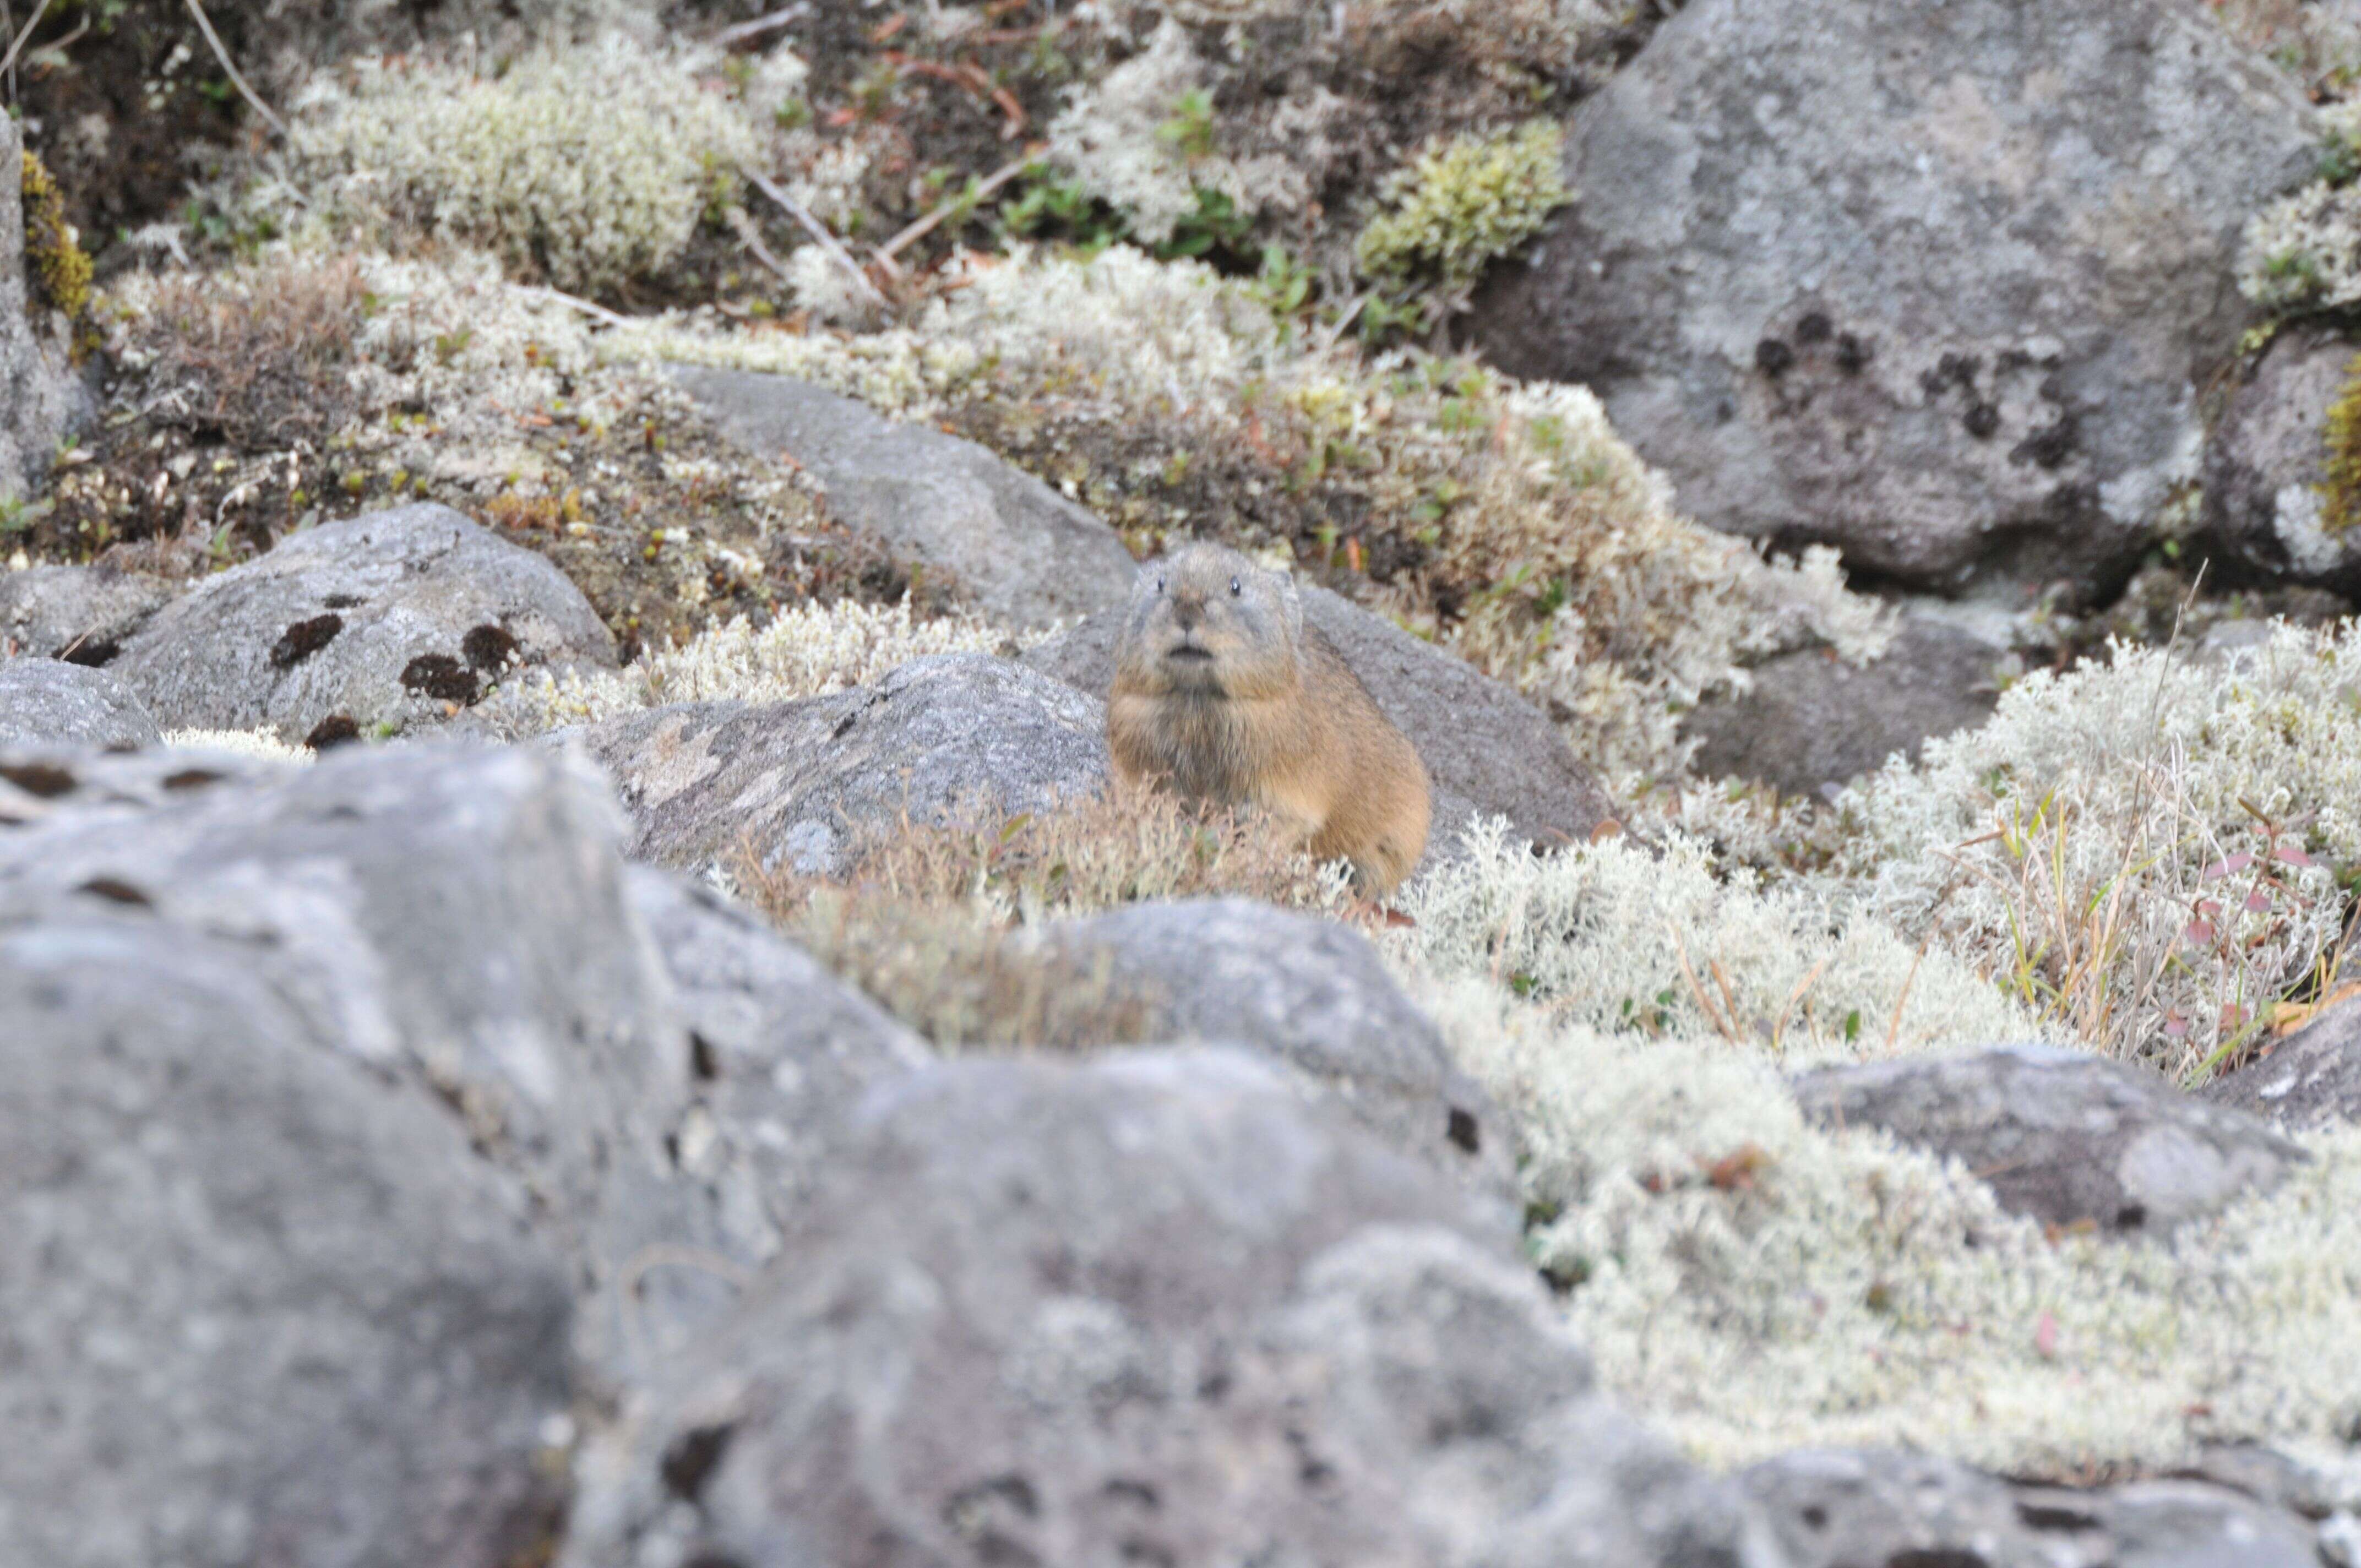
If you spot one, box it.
[1173,594,1204,631]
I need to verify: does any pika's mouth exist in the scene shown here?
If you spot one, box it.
[1165,641,1215,662]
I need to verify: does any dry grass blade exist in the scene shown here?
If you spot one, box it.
[182,0,285,138]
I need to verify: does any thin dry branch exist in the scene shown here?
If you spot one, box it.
[183,0,286,138]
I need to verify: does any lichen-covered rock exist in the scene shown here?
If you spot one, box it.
[1792,1044,2304,1237]
[0,562,177,661]
[0,657,161,749]
[1744,1449,2322,1568]
[567,651,1108,879]
[112,504,617,744]
[0,117,85,503]
[0,907,574,1568]
[2203,992,2361,1132]
[561,1049,1775,1568]
[1024,580,1615,863]
[1038,897,1515,1200]
[674,366,1138,629]
[1683,608,2005,794]
[1472,0,2318,599]
[2200,323,2361,590]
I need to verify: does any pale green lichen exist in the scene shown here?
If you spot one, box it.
[162,727,315,764]
[1354,119,1572,301]
[2237,100,2361,315]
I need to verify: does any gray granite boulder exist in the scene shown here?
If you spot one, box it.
[1024,580,1616,863]
[0,562,178,661]
[1473,0,2319,600]
[1793,1044,2305,1236]
[2203,992,2361,1131]
[561,1048,1776,1568]
[0,658,162,749]
[674,366,1136,629]
[1684,607,2005,794]
[1038,897,1514,1199]
[568,651,1108,880]
[2201,323,2361,591]
[0,117,85,503]
[113,504,617,744]
[0,889,574,1568]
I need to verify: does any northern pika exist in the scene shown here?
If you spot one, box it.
[1108,542,1431,894]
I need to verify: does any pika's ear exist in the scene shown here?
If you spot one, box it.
[1277,573,1304,644]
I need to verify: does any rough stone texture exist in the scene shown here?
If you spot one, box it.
[1472,0,2319,599]
[113,504,617,743]
[569,651,1109,879]
[2202,992,2361,1132]
[1024,580,1617,863]
[0,562,178,661]
[0,117,84,503]
[2201,323,2361,591]
[1744,1449,2323,1568]
[0,878,575,1568]
[1040,898,1516,1200]
[674,366,1137,629]
[1792,1044,2305,1237]
[1684,608,2004,793]
[562,1049,1775,1568]
[0,657,162,749]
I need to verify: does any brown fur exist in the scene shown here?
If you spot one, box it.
[1107,542,1430,894]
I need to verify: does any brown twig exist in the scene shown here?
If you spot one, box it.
[741,165,890,309]
[182,0,285,138]
[0,0,57,85]
[710,3,809,47]
[877,150,1037,261]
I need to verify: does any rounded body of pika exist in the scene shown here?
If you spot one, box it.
[1107,542,1431,895]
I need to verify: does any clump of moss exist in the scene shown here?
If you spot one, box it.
[19,150,91,323]
[1354,119,1571,305]
[2320,351,2361,535]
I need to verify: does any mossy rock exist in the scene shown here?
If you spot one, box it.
[19,150,90,324]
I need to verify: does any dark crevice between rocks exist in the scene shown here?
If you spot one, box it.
[659,1422,736,1504]
[61,638,121,668]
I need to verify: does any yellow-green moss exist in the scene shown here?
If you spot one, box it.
[19,151,90,323]
[1353,119,1571,297]
[2320,351,2361,535]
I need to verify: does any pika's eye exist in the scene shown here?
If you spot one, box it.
[1229,576,1242,597]
[1155,574,1166,595]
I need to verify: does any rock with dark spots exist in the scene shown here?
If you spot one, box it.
[1744,1449,2322,1568]
[1792,1044,2304,1237]
[0,913,575,1568]
[0,117,85,504]
[1471,0,2318,600]
[0,562,177,661]
[0,740,299,827]
[569,652,1108,879]
[2202,992,2361,1132]
[0,658,162,749]
[1037,897,1515,1200]
[2201,323,2361,591]
[561,1049,1774,1568]
[1023,580,1616,865]
[673,366,1137,629]
[112,504,616,742]
[1684,608,2006,793]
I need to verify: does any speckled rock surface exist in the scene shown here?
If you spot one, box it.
[0,658,162,749]
[2203,992,2361,1133]
[2201,323,2361,591]
[0,563,177,662]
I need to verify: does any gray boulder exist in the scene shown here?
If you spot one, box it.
[0,562,178,661]
[674,366,1137,629]
[0,117,84,502]
[1039,897,1515,1198]
[1024,580,1617,863]
[113,504,617,744]
[1473,0,2319,599]
[1792,1044,2305,1237]
[2202,992,2361,1131]
[1744,1449,2322,1568]
[0,658,162,749]
[0,910,574,1568]
[562,1049,1775,1568]
[569,651,1108,879]
[2201,323,2361,591]
[1684,608,2005,794]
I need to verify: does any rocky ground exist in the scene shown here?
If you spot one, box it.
[12,1,2361,1565]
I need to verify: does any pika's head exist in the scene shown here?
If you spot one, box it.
[1113,541,1303,699]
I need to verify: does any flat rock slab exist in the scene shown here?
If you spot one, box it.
[0,658,161,749]
[562,1048,1762,1568]
[1024,581,1615,864]
[673,366,1137,629]
[113,503,616,744]
[1038,897,1515,1200]
[1793,1044,2305,1237]
[1473,0,2318,598]
[2202,993,2361,1133]
[568,651,1109,879]
[0,562,177,661]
